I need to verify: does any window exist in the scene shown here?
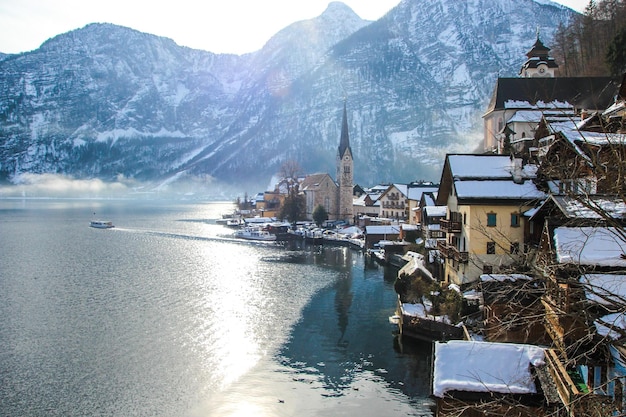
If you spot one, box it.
[486,241,496,254]
[510,213,520,227]
[483,265,493,274]
[487,213,497,227]
[510,242,520,254]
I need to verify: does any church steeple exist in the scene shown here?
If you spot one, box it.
[336,101,353,224]
[519,32,559,78]
[338,101,352,158]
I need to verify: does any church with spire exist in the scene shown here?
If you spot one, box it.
[300,102,354,224]
[336,102,354,223]
[519,34,559,78]
[482,35,616,154]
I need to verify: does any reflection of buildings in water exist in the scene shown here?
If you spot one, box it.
[277,245,434,401]
[335,271,353,348]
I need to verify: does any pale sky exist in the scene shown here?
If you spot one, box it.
[0,0,589,56]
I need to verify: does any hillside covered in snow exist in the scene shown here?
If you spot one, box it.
[0,0,575,195]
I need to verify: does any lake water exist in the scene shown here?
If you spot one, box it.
[0,199,434,417]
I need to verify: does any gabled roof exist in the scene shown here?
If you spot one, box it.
[367,184,390,193]
[407,186,438,201]
[554,123,626,147]
[300,173,336,192]
[484,77,619,116]
[539,119,626,168]
[507,109,575,124]
[554,227,626,267]
[365,225,401,235]
[454,180,545,200]
[446,154,536,180]
[379,183,408,199]
[580,273,626,307]
[424,206,447,217]
[436,154,543,205]
[433,340,545,398]
[534,194,626,221]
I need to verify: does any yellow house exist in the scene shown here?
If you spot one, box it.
[256,190,284,218]
[436,154,545,285]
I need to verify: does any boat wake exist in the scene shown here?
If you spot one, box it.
[112,227,279,247]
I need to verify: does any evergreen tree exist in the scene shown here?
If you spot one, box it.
[606,26,626,75]
[312,204,329,227]
[552,0,626,76]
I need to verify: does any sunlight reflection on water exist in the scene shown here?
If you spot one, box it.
[0,199,434,417]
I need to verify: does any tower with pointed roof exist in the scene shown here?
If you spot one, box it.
[336,102,353,223]
[519,34,559,78]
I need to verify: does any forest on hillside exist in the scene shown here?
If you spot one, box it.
[552,0,626,76]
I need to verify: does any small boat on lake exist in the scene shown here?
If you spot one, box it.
[235,227,276,241]
[226,218,244,227]
[90,220,114,229]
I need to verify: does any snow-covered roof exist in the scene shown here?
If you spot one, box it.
[507,109,576,124]
[504,99,573,110]
[365,225,401,235]
[424,193,437,206]
[392,183,408,197]
[367,184,389,193]
[337,226,362,235]
[407,186,438,201]
[507,110,546,124]
[544,120,626,164]
[554,227,626,267]
[580,274,626,306]
[480,274,533,282]
[552,195,626,219]
[595,312,626,340]
[367,192,383,201]
[603,101,626,118]
[401,303,450,323]
[447,155,537,180]
[352,194,368,206]
[454,180,545,200]
[433,340,545,398]
[424,206,447,217]
[557,124,626,147]
[398,253,434,281]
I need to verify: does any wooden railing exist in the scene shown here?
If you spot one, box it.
[545,349,580,413]
[440,218,461,233]
[436,241,468,263]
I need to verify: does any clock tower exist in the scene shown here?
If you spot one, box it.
[336,102,353,224]
[519,34,558,78]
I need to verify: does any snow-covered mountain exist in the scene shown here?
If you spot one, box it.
[0,0,574,193]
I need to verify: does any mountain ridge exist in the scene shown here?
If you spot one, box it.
[0,0,576,196]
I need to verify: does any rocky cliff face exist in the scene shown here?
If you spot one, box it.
[0,0,574,194]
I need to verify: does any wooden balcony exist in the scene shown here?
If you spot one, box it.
[440,218,461,233]
[437,240,449,256]
[453,248,469,263]
[436,241,468,263]
[544,349,583,414]
[544,349,624,416]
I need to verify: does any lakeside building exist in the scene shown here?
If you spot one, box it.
[257,102,354,223]
[430,78,626,416]
[482,36,618,154]
[435,154,545,285]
